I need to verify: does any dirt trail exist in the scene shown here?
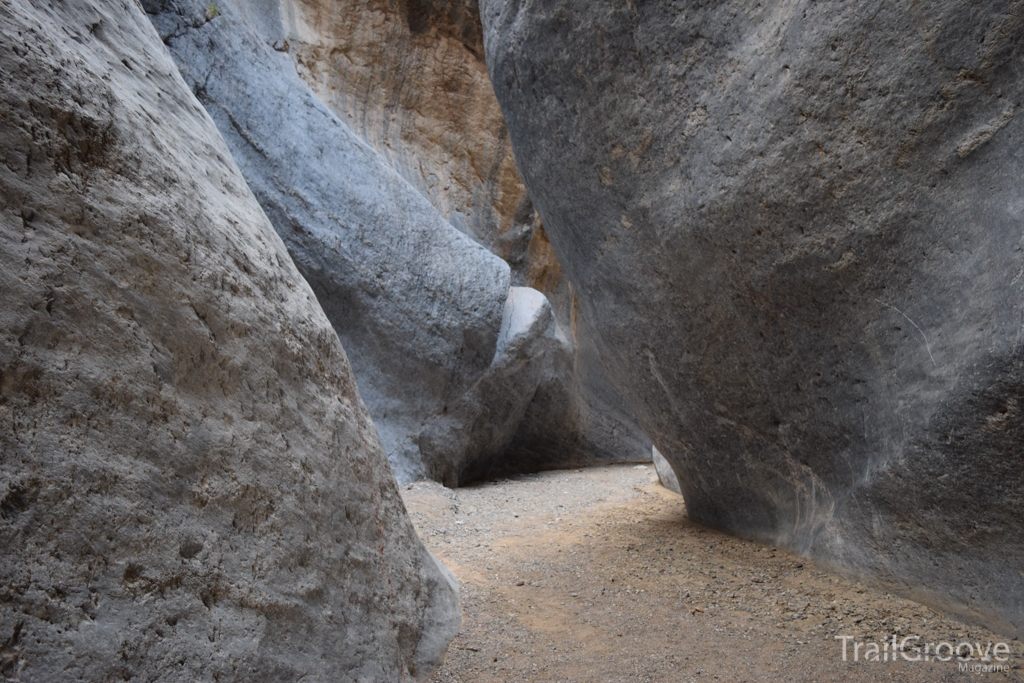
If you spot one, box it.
[401,464,1023,683]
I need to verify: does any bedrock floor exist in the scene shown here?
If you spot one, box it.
[401,465,1023,683]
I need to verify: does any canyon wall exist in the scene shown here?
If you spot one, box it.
[147,0,650,482]
[281,0,652,471]
[284,0,524,260]
[482,0,1024,636]
[0,1,458,679]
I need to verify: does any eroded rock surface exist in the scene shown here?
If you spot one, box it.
[483,0,1024,635]
[147,0,513,483]
[417,287,564,484]
[281,0,529,261]
[278,0,651,471]
[146,0,649,483]
[0,1,458,679]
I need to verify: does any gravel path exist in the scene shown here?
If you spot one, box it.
[402,465,1023,682]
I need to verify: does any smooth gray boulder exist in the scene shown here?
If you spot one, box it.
[0,0,458,679]
[146,0,514,483]
[498,300,653,476]
[424,284,653,483]
[420,287,565,484]
[483,0,1024,636]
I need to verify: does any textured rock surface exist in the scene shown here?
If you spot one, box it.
[147,0,512,483]
[0,1,458,679]
[147,0,649,482]
[278,0,652,472]
[483,0,1024,635]
[280,0,532,261]
[278,0,651,471]
[275,0,570,349]
[499,308,652,476]
[419,287,563,484]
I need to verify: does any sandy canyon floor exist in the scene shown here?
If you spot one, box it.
[401,465,1023,683]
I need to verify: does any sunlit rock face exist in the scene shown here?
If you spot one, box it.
[0,1,458,679]
[653,448,681,496]
[482,0,1024,636]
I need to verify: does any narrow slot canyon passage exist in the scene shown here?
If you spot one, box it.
[402,465,1022,683]
[5,2,1024,680]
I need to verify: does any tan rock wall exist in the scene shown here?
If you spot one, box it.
[282,0,537,261]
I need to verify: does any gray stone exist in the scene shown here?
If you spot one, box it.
[483,0,1024,636]
[146,0,650,484]
[146,0,514,483]
[652,448,681,497]
[419,287,562,484]
[500,305,653,476]
[278,0,652,473]
[0,0,458,679]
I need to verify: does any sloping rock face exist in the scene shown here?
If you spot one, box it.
[0,1,458,679]
[146,0,649,482]
[146,0,511,483]
[482,0,1024,635]
[496,305,652,476]
[278,0,651,470]
[419,287,571,483]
